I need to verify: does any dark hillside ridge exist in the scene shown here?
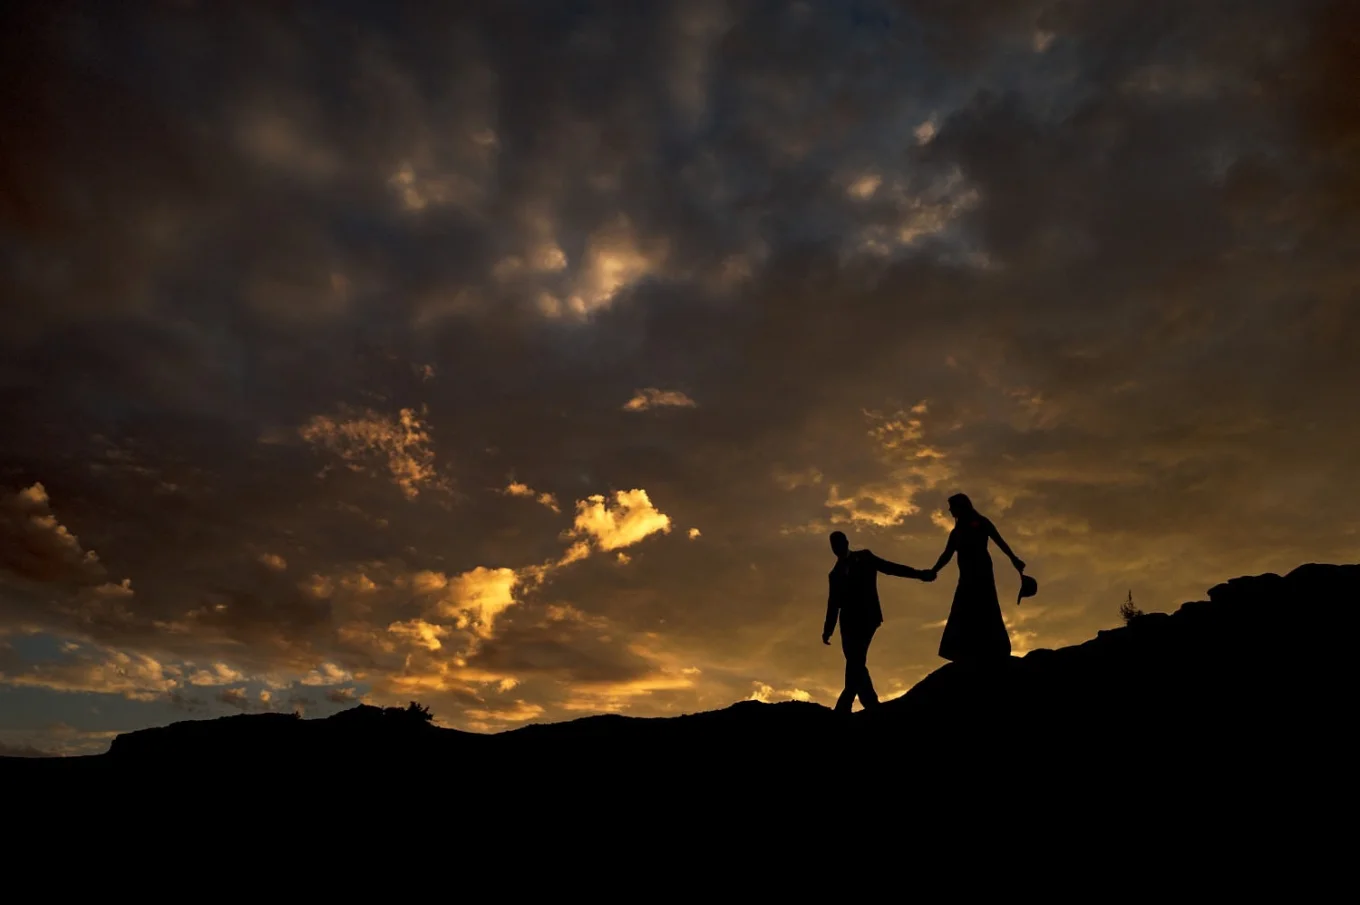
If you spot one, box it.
[6,563,1356,812]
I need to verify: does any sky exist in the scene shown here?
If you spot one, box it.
[2,0,1357,756]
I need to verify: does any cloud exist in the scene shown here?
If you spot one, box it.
[386,618,450,651]
[300,663,353,686]
[826,482,921,527]
[0,483,108,588]
[187,663,246,686]
[0,723,121,757]
[502,481,560,513]
[3,0,1358,741]
[0,740,54,758]
[823,407,955,527]
[216,686,252,710]
[258,553,288,572]
[561,216,667,316]
[847,173,883,200]
[464,700,545,724]
[0,644,178,701]
[299,406,448,499]
[748,682,812,703]
[388,160,480,214]
[562,669,701,713]
[622,389,698,412]
[437,567,521,638]
[566,490,673,553]
[554,541,593,568]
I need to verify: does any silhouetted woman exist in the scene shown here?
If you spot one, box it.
[927,493,1026,662]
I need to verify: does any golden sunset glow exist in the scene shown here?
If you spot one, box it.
[1,0,1357,759]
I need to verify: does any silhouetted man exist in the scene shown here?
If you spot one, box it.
[824,530,933,714]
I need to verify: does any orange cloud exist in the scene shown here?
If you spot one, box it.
[300,662,353,686]
[566,216,665,315]
[187,663,246,686]
[502,480,560,512]
[258,553,288,571]
[437,566,521,638]
[0,482,109,587]
[298,405,448,499]
[622,388,697,411]
[824,406,955,527]
[566,489,672,552]
[748,682,813,703]
[464,700,545,724]
[562,671,698,712]
[386,618,450,651]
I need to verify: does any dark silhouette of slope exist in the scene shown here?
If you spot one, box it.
[5,562,1356,825]
[864,562,1356,756]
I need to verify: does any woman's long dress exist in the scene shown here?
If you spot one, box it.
[938,517,1012,661]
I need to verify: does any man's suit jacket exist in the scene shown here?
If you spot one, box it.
[825,549,924,638]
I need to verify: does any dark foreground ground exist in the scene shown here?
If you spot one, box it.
[6,563,1356,874]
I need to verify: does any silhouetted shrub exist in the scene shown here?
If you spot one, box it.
[1120,590,1145,625]
[380,701,435,724]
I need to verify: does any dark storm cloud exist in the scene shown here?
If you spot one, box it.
[1,0,1356,748]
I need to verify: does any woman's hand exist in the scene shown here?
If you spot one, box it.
[1013,557,1025,573]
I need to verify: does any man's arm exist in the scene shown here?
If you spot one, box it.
[868,551,931,580]
[823,576,839,642]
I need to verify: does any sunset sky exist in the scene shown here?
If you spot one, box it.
[2,0,1356,756]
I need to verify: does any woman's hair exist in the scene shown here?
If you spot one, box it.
[947,492,974,513]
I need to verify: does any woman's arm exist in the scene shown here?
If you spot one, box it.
[929,531,957,573]
[986,519,1025,571]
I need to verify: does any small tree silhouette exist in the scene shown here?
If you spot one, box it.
[405,701,433,722]
[1120,590,1145,625]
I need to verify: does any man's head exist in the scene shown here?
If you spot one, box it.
[829,530,849,557]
